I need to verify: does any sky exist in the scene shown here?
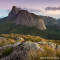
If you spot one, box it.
[0,0,60,19]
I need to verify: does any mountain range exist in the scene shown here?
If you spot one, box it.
[7,6,58,30]
[0,6,60,40]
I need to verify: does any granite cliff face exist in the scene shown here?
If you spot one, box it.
[7,6,46,30]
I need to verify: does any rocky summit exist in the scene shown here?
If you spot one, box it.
[7,6,46,30]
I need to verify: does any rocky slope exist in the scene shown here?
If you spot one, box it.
[7,6,46,30]
[0,34,60,60]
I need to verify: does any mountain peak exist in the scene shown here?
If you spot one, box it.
[7,6,21,20]
[12,6,17,10]
[12,6,21,13]
[7,6,46,30]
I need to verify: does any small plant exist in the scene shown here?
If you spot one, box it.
[56,50,60,57]
[2,47,13,57]
[43,45,56,57]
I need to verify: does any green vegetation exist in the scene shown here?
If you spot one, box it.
[0,9,60,60]
[2,47,13,57]
[0,38,16,46]
[0,34,60,59]
[0,34,60,46]
[0,20,60,40]
[0,17,7,23]
[29,46,60,60]
[0,16,60,40]
[58,19,60,25]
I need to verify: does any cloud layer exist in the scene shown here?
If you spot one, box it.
[22,8,42,13]
[45,7,60,11]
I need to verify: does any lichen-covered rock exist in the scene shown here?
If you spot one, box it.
[1,41,44,60]
[0,44,13,59]
[15,37,24,41]
[13,42,21,47]
[23,41,40,51]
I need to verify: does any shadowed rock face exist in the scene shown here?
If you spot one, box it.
[7,6,20,20]
[43,17,58,26]
[7,6,46,30]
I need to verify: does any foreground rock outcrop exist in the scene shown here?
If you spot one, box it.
[0,35,60,60]
[0,41,60,60]
[7,6,46,30]
[1,42,44,60]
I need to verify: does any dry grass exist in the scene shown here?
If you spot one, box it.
[27,46,60,60]
[0,39,16,46]
[0,34,60,60]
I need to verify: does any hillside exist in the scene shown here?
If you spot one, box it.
[0,17,7,23]
[58,19,60,25]
[0,6,60,40]
[0,19,60,40]
[38,15,58,26]
[0,34,60,60]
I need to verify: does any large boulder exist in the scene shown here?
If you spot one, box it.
[13,42,21,47]
[1,41,44,60]
[15,37,24,41]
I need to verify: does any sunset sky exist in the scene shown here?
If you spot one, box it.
[0,0,60,19]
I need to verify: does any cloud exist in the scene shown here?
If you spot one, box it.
[45,7,60,11]
[21,8,43,13]
[45,10,60,15]
[21,7,60,18]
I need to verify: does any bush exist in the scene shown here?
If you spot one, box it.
[2,47,13,57]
